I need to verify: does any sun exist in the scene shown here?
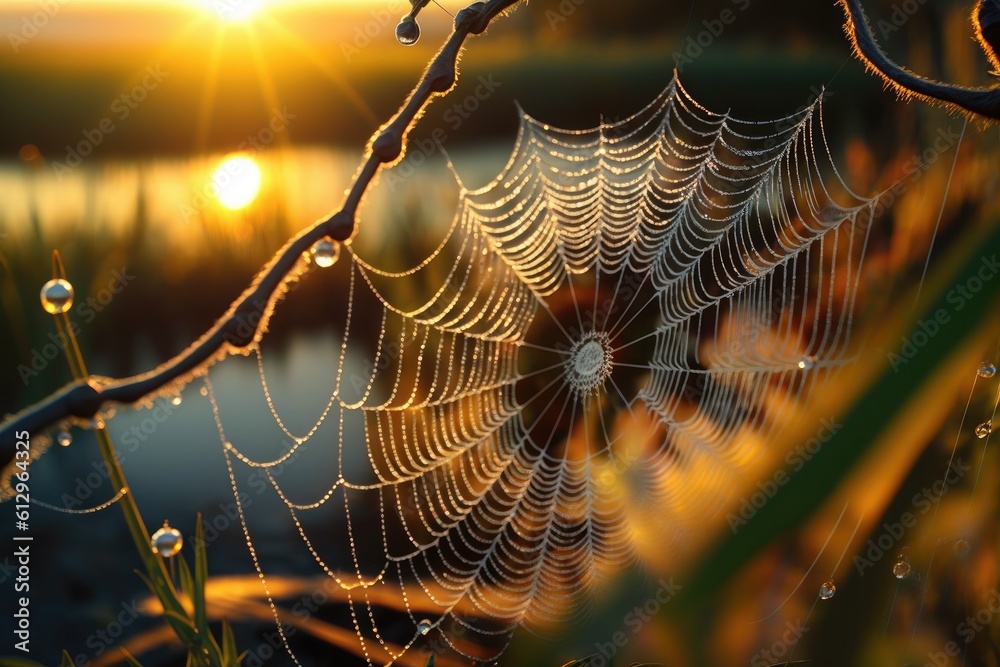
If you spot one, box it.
[212,155,262,210]
[196,0,267,23]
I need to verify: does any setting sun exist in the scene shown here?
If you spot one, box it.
[194,0,267,22]
[212,154,262,210]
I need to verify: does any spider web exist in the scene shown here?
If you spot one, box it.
[196,75,873,664]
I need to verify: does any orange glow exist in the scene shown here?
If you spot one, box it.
[212,154,262,210]
[192,0,266,23]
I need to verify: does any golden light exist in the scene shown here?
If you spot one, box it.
[212,155,262,210]
[196,0,267,23]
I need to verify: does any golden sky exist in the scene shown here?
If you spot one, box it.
[0,0,434,53]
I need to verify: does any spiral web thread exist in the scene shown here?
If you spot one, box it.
[202,76,874,664]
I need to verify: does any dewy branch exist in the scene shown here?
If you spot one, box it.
[0,0,524,480]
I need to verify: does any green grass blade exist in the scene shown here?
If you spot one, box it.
[193,513,209,637]
[221,619,239,665]
[177,554,195,600]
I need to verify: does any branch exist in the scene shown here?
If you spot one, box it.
[838,0,1000,123]
[0,0,524,478]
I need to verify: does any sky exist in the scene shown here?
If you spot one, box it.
[0,0,469,53]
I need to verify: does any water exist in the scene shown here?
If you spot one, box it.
[39,278,75,314]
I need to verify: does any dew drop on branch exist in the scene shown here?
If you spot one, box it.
[396,17,420,45]
[56,430,72,447]
[310,239,339,268]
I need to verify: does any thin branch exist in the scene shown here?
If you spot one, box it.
[838,0,1000,123]
[0,0,524,479]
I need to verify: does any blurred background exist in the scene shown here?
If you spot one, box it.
[1,0,1000,665]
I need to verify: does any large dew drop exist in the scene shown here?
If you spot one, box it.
[417,618,432,635]
[40,278,74,314]
[151,521,184,558]
[892,556,911,579]
[819,580,836,600]
[310,239,339,268]
[976,420,992,439]
[978,361,997,378]
[395,16,420,45]
[56,430,72,447]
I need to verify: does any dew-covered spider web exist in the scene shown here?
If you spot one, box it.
[178,75,877,665]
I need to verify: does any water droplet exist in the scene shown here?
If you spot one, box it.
[976,420,992,439]
[954,539,970,557]
[151,521,183,558]
[89,418,105,430]
[797,356,816,371]
[417,618,432,635]
[170,395,182,407]
[819,580,836,600]
[978,361,997,378]
[200,386,208,397]
[40,278,74,314]
[892,557,911,579]
[56,430,72,447]
[395,16,420,45]
[310,239,339,268]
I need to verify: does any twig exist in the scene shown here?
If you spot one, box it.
[838,0,1000,123]
[0,0,524,479]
